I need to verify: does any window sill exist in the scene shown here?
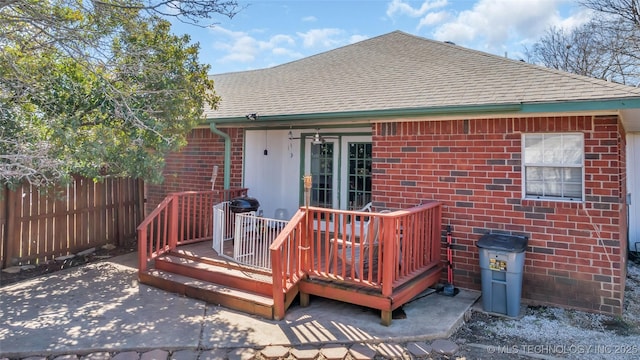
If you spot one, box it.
[521,197,584,208]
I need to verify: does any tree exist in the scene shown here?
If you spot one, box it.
[527,0,640,85]
[0,0,239,187]
[580,0,640,26]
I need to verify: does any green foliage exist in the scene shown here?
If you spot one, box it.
[0,0,232,186]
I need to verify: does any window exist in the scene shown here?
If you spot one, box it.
[310,143,334,208]
[347,142,372,210]
[522,133,584,201]
[304,133,373,210]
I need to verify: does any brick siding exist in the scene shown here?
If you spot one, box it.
[372,116,627,315]
[149,116,628,315]
[145,127,244,214]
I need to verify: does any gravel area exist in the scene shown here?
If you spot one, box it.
[451,253,640,359]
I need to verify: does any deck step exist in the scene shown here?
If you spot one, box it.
[171,248,272,276]
[154,254,273,297]
[139,269,274,319]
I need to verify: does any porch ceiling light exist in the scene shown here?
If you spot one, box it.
[311,131,324,145]
[288,128,335,145]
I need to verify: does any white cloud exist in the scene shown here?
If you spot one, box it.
[296,28,344,48]
[207,26,368,71]
[417,10,450,29]
[210,27,298,64]
[295,29,369,50]
[302,15,317,22]
[555,8,594,30]
[429,0,585,52]
[272,47,304,59]
[349,34,369,44]
[210,28,259,63]
[386,0,448,18]
[512,6,593,53]
[266,34,296,48]
[433,21,476,44]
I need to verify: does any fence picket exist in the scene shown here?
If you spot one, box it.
[0,186,6,268]
[0,177,143,268]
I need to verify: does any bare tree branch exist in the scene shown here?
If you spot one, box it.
[580,0,640,26]
[527,1,640,85]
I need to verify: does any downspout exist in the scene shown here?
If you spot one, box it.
[209,122,231,190]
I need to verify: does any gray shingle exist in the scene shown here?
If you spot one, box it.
[206,31,640,120]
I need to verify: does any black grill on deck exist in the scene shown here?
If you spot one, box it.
[229,197,260,213]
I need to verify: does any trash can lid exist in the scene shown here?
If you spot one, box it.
[477,233,528,253]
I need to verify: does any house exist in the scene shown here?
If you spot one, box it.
[146,31,640,316]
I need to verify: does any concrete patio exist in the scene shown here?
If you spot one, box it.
[0,252,480,359]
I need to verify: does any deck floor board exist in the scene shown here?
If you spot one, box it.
[170,241,270,278]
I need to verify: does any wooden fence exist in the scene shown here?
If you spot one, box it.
[0,177,144,269]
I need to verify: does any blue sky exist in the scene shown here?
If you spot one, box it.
[170,0,593,75]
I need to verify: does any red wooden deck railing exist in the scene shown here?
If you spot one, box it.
[269,210,308,319]
[138,190,442,322]
[137,188,248,273]
[270,201,442,320]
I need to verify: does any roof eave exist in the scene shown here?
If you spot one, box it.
[521,97,640,113]
[204,103,523,128]
[203,98,640,128]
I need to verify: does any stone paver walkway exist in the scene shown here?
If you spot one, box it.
[1,339,458,360]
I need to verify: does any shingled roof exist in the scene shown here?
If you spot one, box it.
[205,31,640,121]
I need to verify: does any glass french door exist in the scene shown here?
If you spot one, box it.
[344,141,372,210]
[309,142,334,208]
[305,135,372,210]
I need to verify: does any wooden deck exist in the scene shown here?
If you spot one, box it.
[138,238,368,320]
[169,241,273,280]
[139,241,277,319]
[139,233,440,324]
[137,190,443,325]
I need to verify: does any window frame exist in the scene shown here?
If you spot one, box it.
[345,141,372,210]
[521,132,585,202]
[309,142,335,208]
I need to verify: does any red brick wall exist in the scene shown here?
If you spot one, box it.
[145,127,244,213]
[372,115,627,315]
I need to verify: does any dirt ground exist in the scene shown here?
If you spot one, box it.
[2,248,639,360]
[449,252,640,360]
[0,243,136,287]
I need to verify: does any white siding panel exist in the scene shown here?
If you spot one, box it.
[628,133,640,253]
[244,130,301,220]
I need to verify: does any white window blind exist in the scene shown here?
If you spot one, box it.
[523,133,584,201]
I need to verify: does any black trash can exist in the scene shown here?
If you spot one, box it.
[477,233,528,317]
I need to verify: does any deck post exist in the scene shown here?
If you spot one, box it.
[168,195,178,249]
[302,175,312,272]
[381,218,394,297]
[380,310,392,326]
[138,228,147,273]
[271,247,286,320]
[299,292,310,307]
[299,210,311,306]
[296,176,312,306]
[301,211,309,271]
